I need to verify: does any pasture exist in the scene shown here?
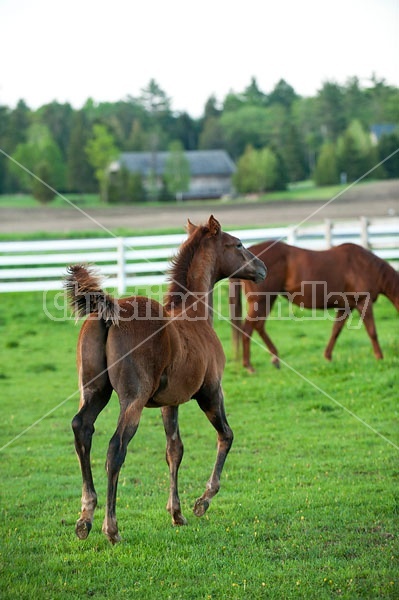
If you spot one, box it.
[0,285,398,599]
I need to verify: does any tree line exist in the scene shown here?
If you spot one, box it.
[0,76,398,202]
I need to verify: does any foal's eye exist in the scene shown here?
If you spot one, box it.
[236,242,243,249]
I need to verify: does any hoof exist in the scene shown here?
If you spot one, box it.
[272,359,280,369]
[324,353,332,361]
[108,532,121,545]
[244,365,255,374]
[193,498,210,517]
[102,522,121,544]
[102,528,121,545]
[75,519,92,540]
[172,513,188,526]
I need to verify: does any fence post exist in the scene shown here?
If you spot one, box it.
[117,237,126,295]
[324,219,332,248]
[360,217,369,248]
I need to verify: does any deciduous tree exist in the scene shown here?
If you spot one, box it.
[10,123,65,195]
[164,140,190,201]
[85,124,119,199]
[336,120,375,181]
[314,142,339,185]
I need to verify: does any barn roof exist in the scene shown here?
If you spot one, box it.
[118,150,236,176]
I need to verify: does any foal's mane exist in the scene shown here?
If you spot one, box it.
[164,224,208,308]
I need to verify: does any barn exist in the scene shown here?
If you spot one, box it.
[111,149,236,200]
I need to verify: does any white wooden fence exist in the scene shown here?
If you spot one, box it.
[1,217,398,294]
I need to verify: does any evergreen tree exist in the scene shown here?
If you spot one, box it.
[203,95,221,119]
[343,77,370,127]
[139,79,171,114]
[317,82,347,141]
[0,100,31,192]
[269,79,297,109]
[67,110,96,192]
[37,101,73,159]
[107,166,146,203]
[5,100,31,148]
[377,132,399,178]
[127,119,147,151]
[280,121,308,182]
[270,147,288,191]
[243,77,268,106]
[0,106,10,193]
[168,112,199,150]
[198,117,225,150]
[222,92,245,113]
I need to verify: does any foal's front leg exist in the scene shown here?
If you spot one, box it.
[161,405,187,526]
[193,386,233,517]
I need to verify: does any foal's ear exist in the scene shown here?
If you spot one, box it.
[186,219,197,235]
[207,214,221,236]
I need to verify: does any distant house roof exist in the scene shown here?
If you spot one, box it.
[370,124,397,142]
[118,150,236,177]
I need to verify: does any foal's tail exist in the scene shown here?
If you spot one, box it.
[64,264,120,326]
[229,279,243,360]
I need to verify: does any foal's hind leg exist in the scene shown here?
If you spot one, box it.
[102,399,145,544]
[161,405,187,526]
[72,371,112,539]
[193,386,233,517]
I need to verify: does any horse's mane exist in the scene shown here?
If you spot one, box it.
[347,244,399,306]
[164,225,208,308]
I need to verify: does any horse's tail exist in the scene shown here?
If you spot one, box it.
[64,264,120,326]
[229,278,243,360]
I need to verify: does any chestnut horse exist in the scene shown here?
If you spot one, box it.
[64,216,266,544]
[229,240,399,372]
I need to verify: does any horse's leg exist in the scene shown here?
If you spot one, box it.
[324,311,349,361]
[254,319,280,368]
[193,387,233,517]
[102,400,144,544]
[242,318,255,373]
[161,405,187,526]
[72,353,112,539]
[357,301,383,359]
[246,295,279,370]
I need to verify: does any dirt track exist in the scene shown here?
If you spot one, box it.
[1,180,398,234]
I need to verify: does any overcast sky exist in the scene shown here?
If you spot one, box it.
[1,0,398,117]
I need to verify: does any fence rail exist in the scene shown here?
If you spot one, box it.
[1,217,398,293]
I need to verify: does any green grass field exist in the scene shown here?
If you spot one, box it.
[0,286,398,599]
